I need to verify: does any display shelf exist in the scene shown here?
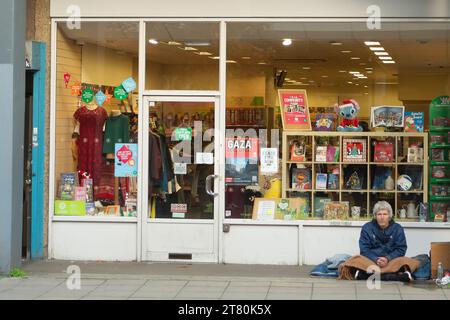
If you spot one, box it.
[429,126,450,132]
[430,160,450,166]
[430,196,450,201]
[430,144,450,149]
[286,188,313,192]
[430,178,450,184]
[283,131,428,220]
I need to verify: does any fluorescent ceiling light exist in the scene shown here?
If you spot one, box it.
[351,57,360,60]
[364,85,368,88]
[167,41,181,45]
[369,47,385,51]
[321,75,328,78]
[364,92,369,95]
[364,41,381,46]
[358,76,368,78]
[376,82,398,85]
[330,41,343,45]
[258,62,267,65]
[341,50,352,53]
[365,67,373,70]
[366,70,373,74]
[209,56,220,60]
[226,60,237,63]
[148,39,158,45]
[374,52,389,56]
[383,60,396,64]
[282,38,292,46]
[379,56,393,60]
[179,46,198,51]
[349,71,360,74]
[347,81,353,84]
[184,41,211,46]
[339,70,347,73]
[241,56,251,59]
[194,51,212,56]
[355,84,359,86]
[308,80,315,83]
[302,67,311,70]
[300,77,308,80]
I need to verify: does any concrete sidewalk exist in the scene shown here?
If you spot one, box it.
[0,260,447,300]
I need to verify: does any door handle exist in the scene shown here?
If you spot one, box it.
[205,174,218,197]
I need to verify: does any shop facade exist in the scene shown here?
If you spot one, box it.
[48,0,450,265]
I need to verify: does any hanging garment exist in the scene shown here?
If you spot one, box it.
[148,131,162,192]
[102,114,130,154]
[74,106,108,185]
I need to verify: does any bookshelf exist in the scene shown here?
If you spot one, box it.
[282,131,428,220]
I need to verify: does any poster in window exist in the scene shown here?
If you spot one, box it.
[225,137,259,185]
[278,89,312,130]
[115,143,138,177]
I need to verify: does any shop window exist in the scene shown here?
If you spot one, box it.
[54,22,139,217]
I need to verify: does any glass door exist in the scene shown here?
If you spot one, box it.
[141,95,220,262]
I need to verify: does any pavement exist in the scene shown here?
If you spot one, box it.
[0,260,448,300]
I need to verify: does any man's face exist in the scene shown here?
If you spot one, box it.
[376,209,390,229]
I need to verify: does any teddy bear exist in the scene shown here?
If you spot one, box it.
[335,99,363,132]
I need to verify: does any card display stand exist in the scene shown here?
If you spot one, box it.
[282,131,428,220]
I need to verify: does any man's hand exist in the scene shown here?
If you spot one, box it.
[376,257,389,268]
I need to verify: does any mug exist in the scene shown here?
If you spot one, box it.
[351,206,361,219]
[397,208,406,219]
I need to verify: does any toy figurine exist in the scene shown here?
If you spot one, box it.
[335,99,363,132]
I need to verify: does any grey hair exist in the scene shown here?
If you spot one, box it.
[372,201,393,219]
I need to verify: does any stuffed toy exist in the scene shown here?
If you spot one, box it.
[335,99,363,132]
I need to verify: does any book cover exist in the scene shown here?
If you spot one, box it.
[327,174,339,190]
[431,149,444,161]
[373,141,394,162]
[315,146,327,162]
[326,146,339,162]
[290,140,306,161]
[315,173,328,190]
[324,201,349,220]
[74,186,86,201]
[404,112,424,132]
[81,178,94,202]
[59,172,78,200]
[85,202,96,215]
[407,147,423,163]
[291,167,311,189]
[371,106,405,128]
[314,197,331,218]
[314,113,334,131]
[343,139,366,162]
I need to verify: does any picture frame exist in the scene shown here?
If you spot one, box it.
[278,89,312,131]
[342,138,367,162]
[371,106,405,128]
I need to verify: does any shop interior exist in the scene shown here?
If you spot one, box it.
[54,21,450,222]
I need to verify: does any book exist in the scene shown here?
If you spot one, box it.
[290,140,306,161]
[431,149,445,161]
[326,146,339,162]
[59,172,78,200]
[430,134,445,145]
[373,141,394,162]
[404,112,424,132]
[291,167,311,189]
[274,197,310,220]
[85,202,96,215]
[324,201,349,220]
[314,197,331,218]
[315,173,328,190]
[371,106,405,128]
[327,173,339,190]
[432,166,447,178]
[315,146,327,162]
[431,185,449,196]
[342,139,367,162]
[73,186,86,201]
[407,147,423,163]
[314,113,334,131]
[81,178,94,202]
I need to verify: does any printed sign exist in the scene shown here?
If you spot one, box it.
[171,203,187,213]
[95,90,106,107]
[81,89,94,103]
[115,143,138,177]
[175,128,192,141]
[260,148,278,174]
[122,77,137,93]
[196,152,214,164]
[54,200,86,216]
[174,163,187,175]
[225,137,259,185]
[278,89,311,130]
[114,85,128,100]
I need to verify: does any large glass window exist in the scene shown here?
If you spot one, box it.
[225,21,450,222]
[145,22,220,90]
[54,21,139,217]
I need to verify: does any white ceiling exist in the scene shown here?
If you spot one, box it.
[59,21,450,86]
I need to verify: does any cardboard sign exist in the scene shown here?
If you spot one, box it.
[278,89,311,130]
[115,143,138,177]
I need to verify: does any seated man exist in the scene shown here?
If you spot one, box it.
[355,201,413,282]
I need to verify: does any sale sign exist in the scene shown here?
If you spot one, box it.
[278,89,311,130]
[115,143,138,177]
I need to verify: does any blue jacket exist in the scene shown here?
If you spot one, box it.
[359,219,407,263]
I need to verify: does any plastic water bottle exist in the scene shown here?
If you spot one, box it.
[436,262,444,285]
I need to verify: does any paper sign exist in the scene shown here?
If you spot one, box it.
[54,200,86,216]
[255,200,276,220]
[81,89,94,103]
[171,203,187,213]
[196,152,214,164]
[278,89,311,130]
[260,148,278,174]
[115,143,138,177]
[114,85,128,100]
[122,77,137,93]
[172,212,185,218]
[175,128,192,141]
[174,163,187,175]
[95,90,106,106]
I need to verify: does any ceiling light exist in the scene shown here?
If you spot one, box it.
[379,56,393,60]
[376,82,398,85]
[358,76,368,78]
[366,70,373,74]
[300,77,307,80]
[347,81,353,84]
[308,80,315,83]
[258,62,267,65]
[364,85,368,88]
[364,41,381,46]
[209,56,220,60]
[355,84,360,86]
[226,60,237,63]
[148,39,158,45]
[184,41,211,46]
[351,57,360,60]
[374,52,389,56]
[330,41,343,45]
[339,70,347,73]
[341,50,352,53]
[369,47,385,51]
[282,38,292,46]
[364,92,369,95]
[179,46,198,51]
[365,67,373,70]
[349,71,360,74]
[302,67,311,70]
[321,75,328,78]
[241,57,251,59]
[383,60,396,64]
[194,51,212,56]
[167,41,181,46]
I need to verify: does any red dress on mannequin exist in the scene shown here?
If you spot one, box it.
[74,105,108,190]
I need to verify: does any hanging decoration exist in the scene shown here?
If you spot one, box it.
[95,90,107,107]
[71,81,82,96]
[104,88,113,105]
[81,88,94,103]
[64,72,71,88]
[114,85,128,100]
[121,77,137,93]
